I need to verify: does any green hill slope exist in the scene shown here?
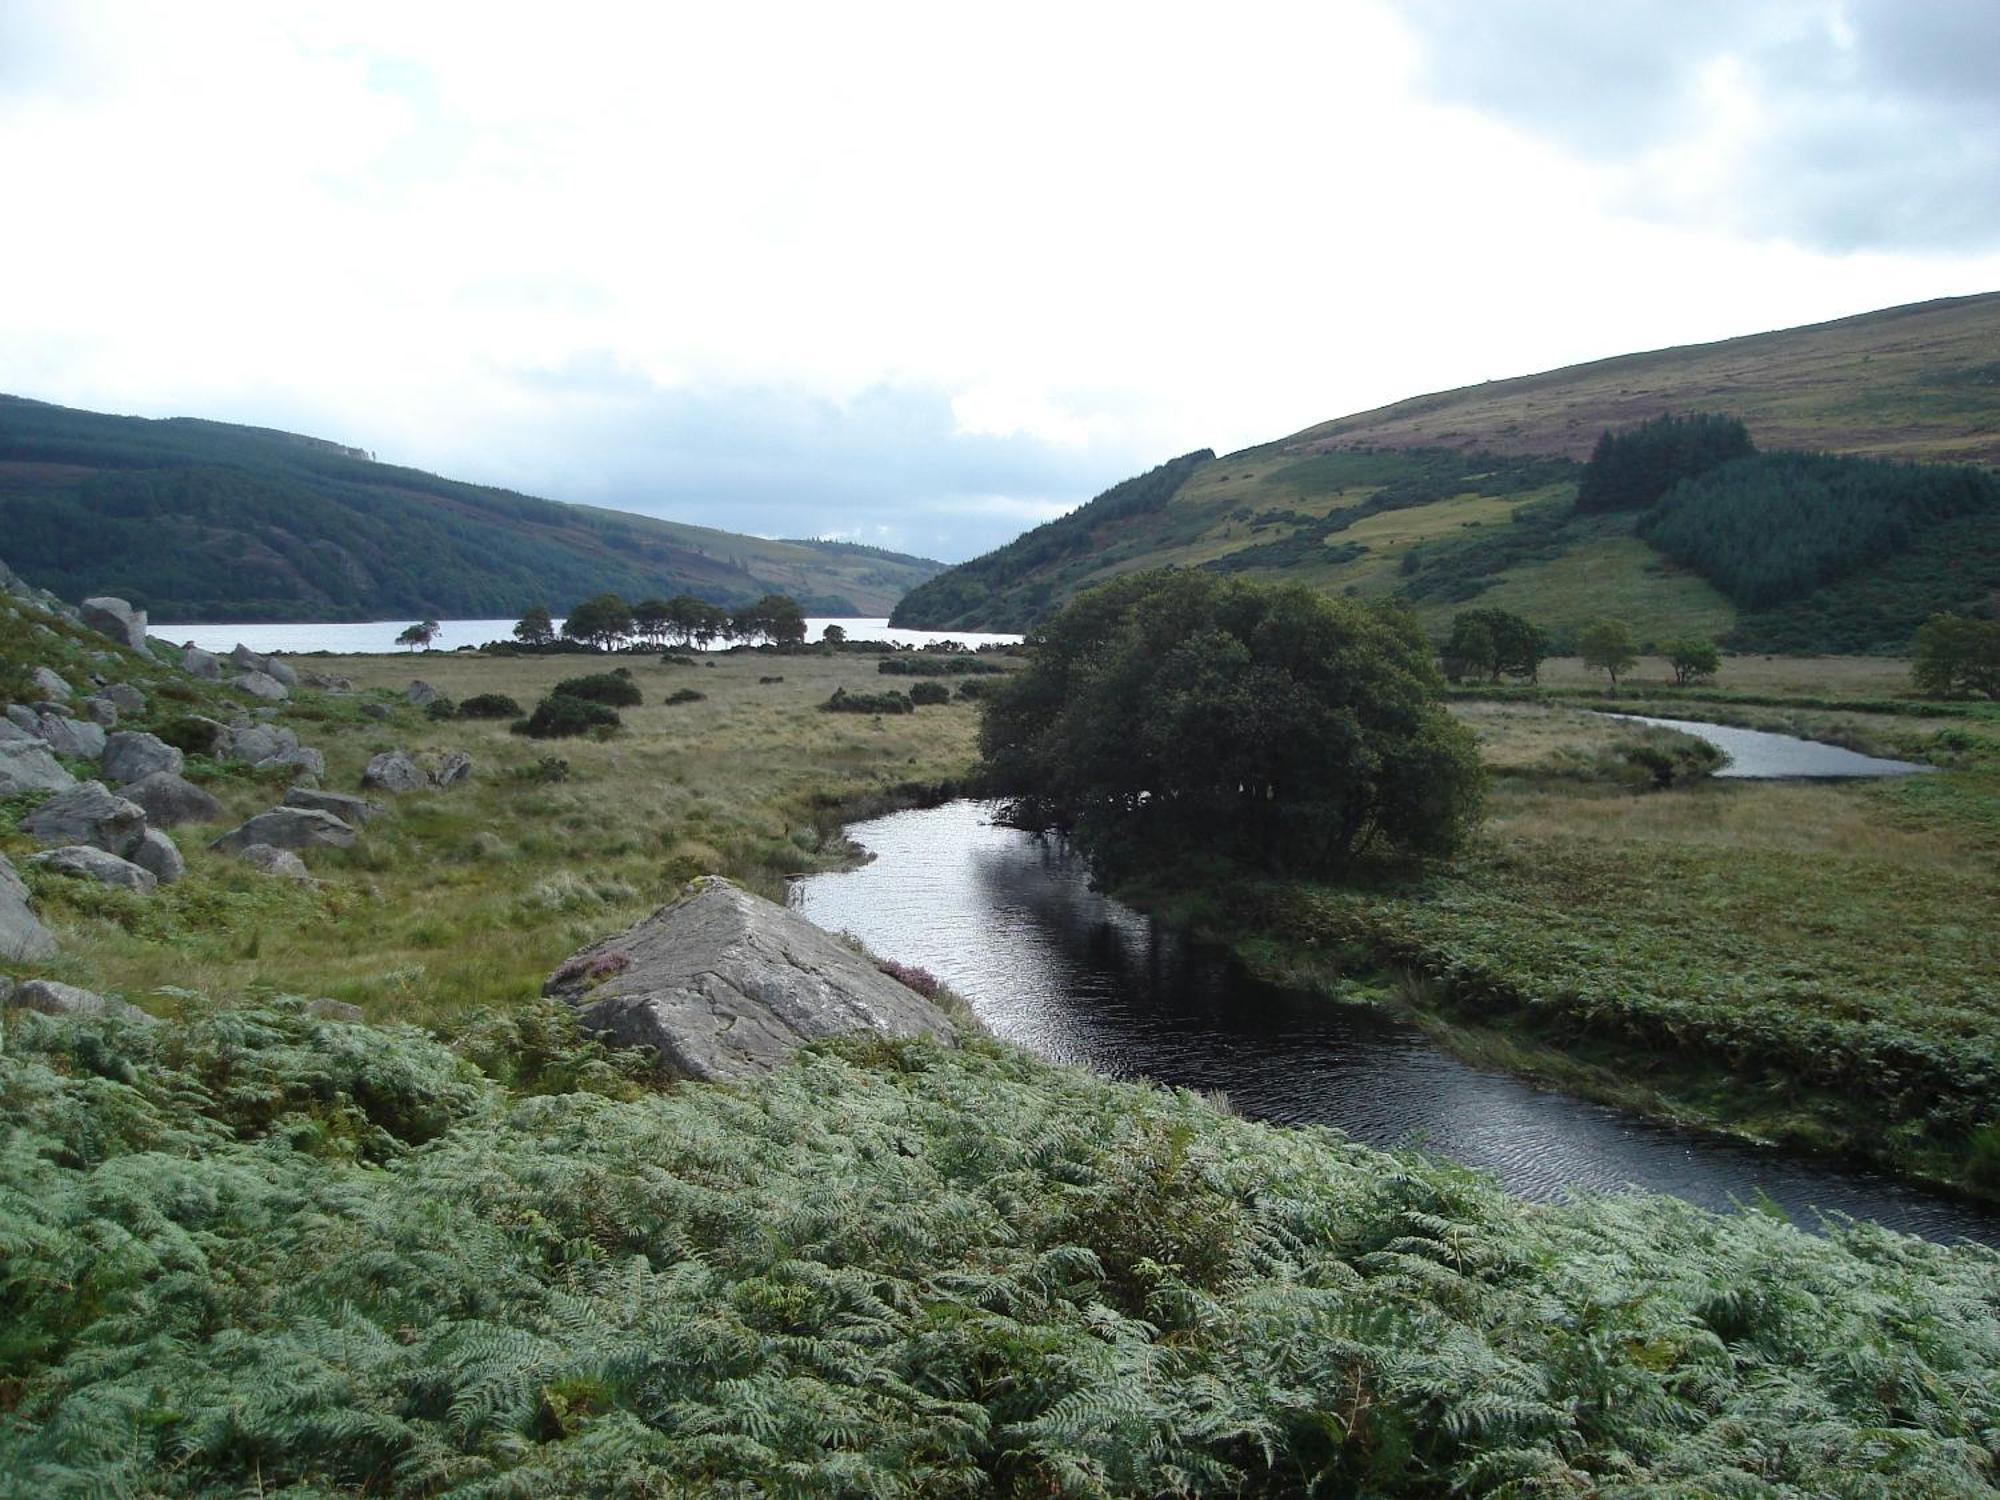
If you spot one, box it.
[0,395,942,621]
[893,293,2000,648]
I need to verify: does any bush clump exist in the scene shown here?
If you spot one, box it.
[511,694,621,739]
[553,672,643,707]
[821,687,914,715]
[877,655,1009,677]
[458,692,523,719]
[423,696,458,721]
[908,680,950,706]
[154,714,229,756]
[664,688,706,705]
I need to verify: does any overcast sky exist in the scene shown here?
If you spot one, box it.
[3,1,1997,561]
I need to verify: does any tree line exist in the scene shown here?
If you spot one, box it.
[510,591,811,650]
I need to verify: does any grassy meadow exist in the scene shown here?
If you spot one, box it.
[7,647,989,1030]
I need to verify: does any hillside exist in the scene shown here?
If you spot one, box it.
[0,396,942,621]
[893,293,2000,649]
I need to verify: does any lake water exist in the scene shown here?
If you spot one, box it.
[792,800,1997,1246]
[156,617,1023,656]
[1604,712,1930,778]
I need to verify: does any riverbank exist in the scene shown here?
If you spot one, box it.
[1118,679,2000,1204]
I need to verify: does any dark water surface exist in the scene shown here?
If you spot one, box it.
[792,801,1997,1246]
[1603,713,1931,778]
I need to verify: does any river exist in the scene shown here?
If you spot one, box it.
[1604,712,1930,777]
[791,800,1997,1246]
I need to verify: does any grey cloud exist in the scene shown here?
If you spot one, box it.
[430,368,1158,563]
[1398,0,2000,251]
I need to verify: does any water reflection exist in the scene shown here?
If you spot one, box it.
[1602,713,1929,778]
[793,800,1997,1245]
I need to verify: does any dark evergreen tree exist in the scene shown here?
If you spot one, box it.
[1575,412,1754,514]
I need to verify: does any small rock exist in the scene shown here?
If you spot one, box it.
[21,781,148,858]
[360,702,393,721]
[0,740,78,797]
[283,787,379,823]
[236,843,312,881]
[125,771,224,827]
[7,703,40,731]
[101,682,146,715]
[362,750,428,793]
[28,844,158,893]
[302,672,353,691]
[9,979,152,1023]
[256,745,325,779]
[34,713,107,760]
[304,997,365,1022]
[79,596,149,651]
[0,854,58,961]
[211,806,356,853]
[100,730,184,785]
[79,696,120,726]
[182,645,223,680]
[232,670,290,702]
[405,680,439,706]
[131,828,186,885]
[429,749,473,787]
[29,665,72,701]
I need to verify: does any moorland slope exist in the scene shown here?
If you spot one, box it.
[0,395,943,621]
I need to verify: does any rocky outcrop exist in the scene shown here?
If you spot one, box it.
[7,979,152,1023]
[29,845,157,893]
[124,771,224,827]
[79,596,149,651]
[183,645,223,680]
[0,854,57,960]
[100,730,184,785]
[21,782,146,858]
[233,669,290,702]
[226,723,296,764]
[283,787,378,824]
[360,703,392,721]
[429,749,473,787]
[230,644,298,689]
[545,877,960,1082]
[211,807,355,854]
[101,682,146,716]
[259,745,325,779]
[0,741,78,797]
[362,750,427,793]
[79,695,120,726]
[29,665,71,701]
[405,681,439,706]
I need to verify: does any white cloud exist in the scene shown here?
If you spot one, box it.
[0,0,1996,563]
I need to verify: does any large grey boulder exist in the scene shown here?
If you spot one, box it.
[429,749,473,787]
[360,702,392,721]
[34,713,106,761]
[283,787,378,824]
[101,682,146,716]
[101,730,184,785]
[233,670,289,702]
[79,695,120,727]
[29,845,157,894]
[0,719,36,744]
[8,979,152,1023]
[182,645,223,680]
[546,876,960,1082]
[405,680,440,706]
[5,705,38,733]
[80,597,149,651]
[29,665,72,701]
[362,750,427,793]
[227,723,297,764]
[211,806,355,854]
[0,741,77,797]
[21,781,147,858]
[123,771,225,827]
[263,657,299,689]
[132,829,186,885]
[236,843,312,881]
[0,854,57,960]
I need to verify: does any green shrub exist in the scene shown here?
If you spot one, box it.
[458,692,523,719]
[821,687,914,715]
[664,688,706,705]
[908,680,950,706]
[423,696,457,721]
[552,672,643,707]
[511,693,621,738]
[155,714,228,756]
[877,655,1008,677]
[955,679,993,701]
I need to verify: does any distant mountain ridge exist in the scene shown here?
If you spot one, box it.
[893,292,2000,651]
[0,396,943,622]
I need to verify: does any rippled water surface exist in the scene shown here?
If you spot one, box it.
[1603,713,1930,778]
[793,801,1996,1246]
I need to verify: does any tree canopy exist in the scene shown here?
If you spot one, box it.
[1441,607,1547,683]
[1574,412,1753,515]
[561,593,635,650]
[1912,612,2000,698]
[1579,618,1638,686]
[978,571,1483,877]
[512,605,555,646]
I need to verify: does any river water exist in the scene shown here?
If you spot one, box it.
[1605,712,1930,778]
[792,800,1997,1246]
